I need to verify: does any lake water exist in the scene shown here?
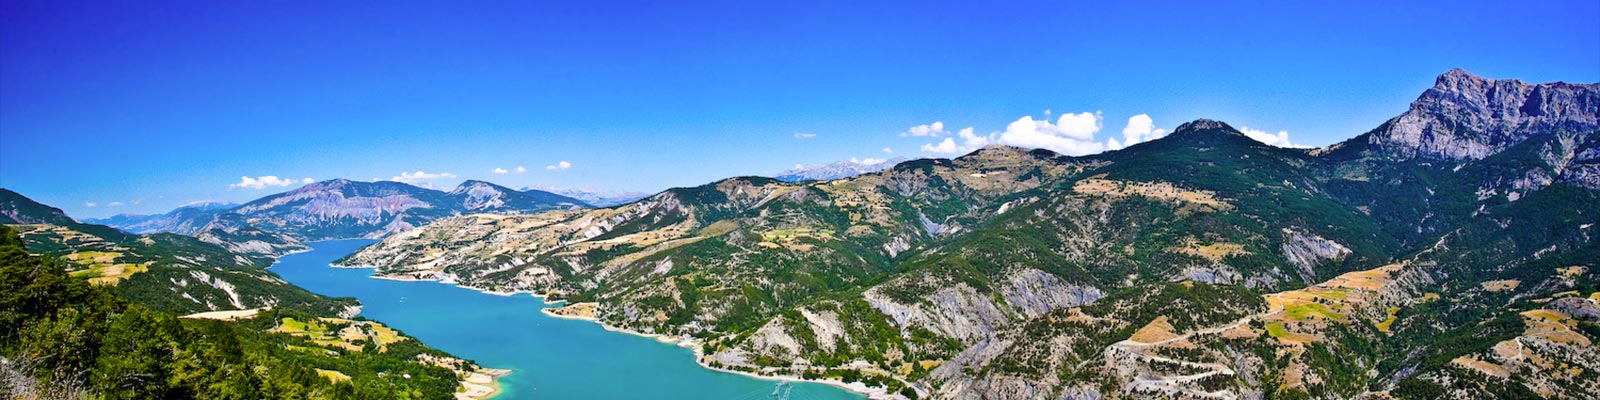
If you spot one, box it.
[270,239,863,400]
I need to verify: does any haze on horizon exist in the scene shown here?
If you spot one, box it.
[1,0,1596,219]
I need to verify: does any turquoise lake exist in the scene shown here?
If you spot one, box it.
[270,239,864,400]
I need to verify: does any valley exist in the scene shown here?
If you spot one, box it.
[2,69,1595,400]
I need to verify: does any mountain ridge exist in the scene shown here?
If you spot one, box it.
[335,69,1600,399]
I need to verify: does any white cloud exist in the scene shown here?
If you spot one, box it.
[850,157,888,165]
[1119,114,1168,148]
[229,175,304,190]
[301,177,314,184]
[1107,137,1124,151]
[107,201,124,207]
[921,127,991,154]
[1238,126,1308,148]
[993,112,1105,156]
[492,167,509,174]
[515,166,527,173]
[882,147,893,154]
[922,138,958,153]
[901,121,949,137]
[389,170,457,184]
[794,132,817,139]
[84,202,97,208]
[546,161,572,171]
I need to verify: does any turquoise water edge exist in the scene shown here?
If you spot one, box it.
[270,239,864,400]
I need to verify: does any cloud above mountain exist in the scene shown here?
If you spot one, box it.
[1108,114,1169,150]
[921,127,990,154]
[1239,126,1307,148]
[994,112,1105,155]
[546,161,572,171]
[230,175,313,190]
[389,170,456,184]
[916,111,1110,156]
[901,121,949,137]
[491,166,529,174]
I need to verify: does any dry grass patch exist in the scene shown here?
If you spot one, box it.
[1072,177,1234,212]
[1318,262,1404,291]
[181,307,269,321]
[315,369,351,383]
[1520,309,1591,345]
[1173,238,1246,261]
[543,302,598,319]
[1480,280,1521,292]
[1556,266,1586,279]
[1376,307,1400,333]
[1265,322,1315,345]
[1128,316,1179,343]
[1451,355,1511,378]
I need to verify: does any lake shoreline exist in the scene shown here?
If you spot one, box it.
[538,306,896,399]
[337,264,886,399]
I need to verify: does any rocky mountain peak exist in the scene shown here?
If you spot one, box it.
[1172,118,1239,135]
[449,180,502,195]
[1368,69,1598,160]
[297,178,353,193]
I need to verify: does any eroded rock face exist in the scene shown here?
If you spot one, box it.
[1369,69,1599,161]
[1281,230,1352,281]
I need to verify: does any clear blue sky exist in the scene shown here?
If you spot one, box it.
[2,0,1596,218]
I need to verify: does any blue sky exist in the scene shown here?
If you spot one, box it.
[2,0,1596,218]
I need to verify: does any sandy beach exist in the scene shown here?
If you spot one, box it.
[456,368,512,400]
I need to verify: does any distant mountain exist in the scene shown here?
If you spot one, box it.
[339,70,1600,399]
[74,179,588,257]
[206,179,587,246]
[0,188,77,225]
[773,157,908,182]
[522,185,651,207]
[452,180,590,211]
[85,201,234,235]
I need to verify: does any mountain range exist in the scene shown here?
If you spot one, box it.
[520,185,652,207]
[775,157,911,182]
[335,70,1600,399]
[0,188,352,315]
[89,179,589,258]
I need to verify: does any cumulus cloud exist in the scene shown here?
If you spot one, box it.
[229,176,307,190]
[1113,114,1167,150]
[794,132,817,139]
[515,166,527,173]
[901,121,949,137]
[850,157,889,165]
[492,167,509,174]
[993,112,1105,155]
[301,178,314,184]
[921,127,992,154]
[107,201,124,207]
[84,202,97,208]
[546,161,572,171]
[389,170,457,184]
[882,147,893,154]
[1238,126,1308,148]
